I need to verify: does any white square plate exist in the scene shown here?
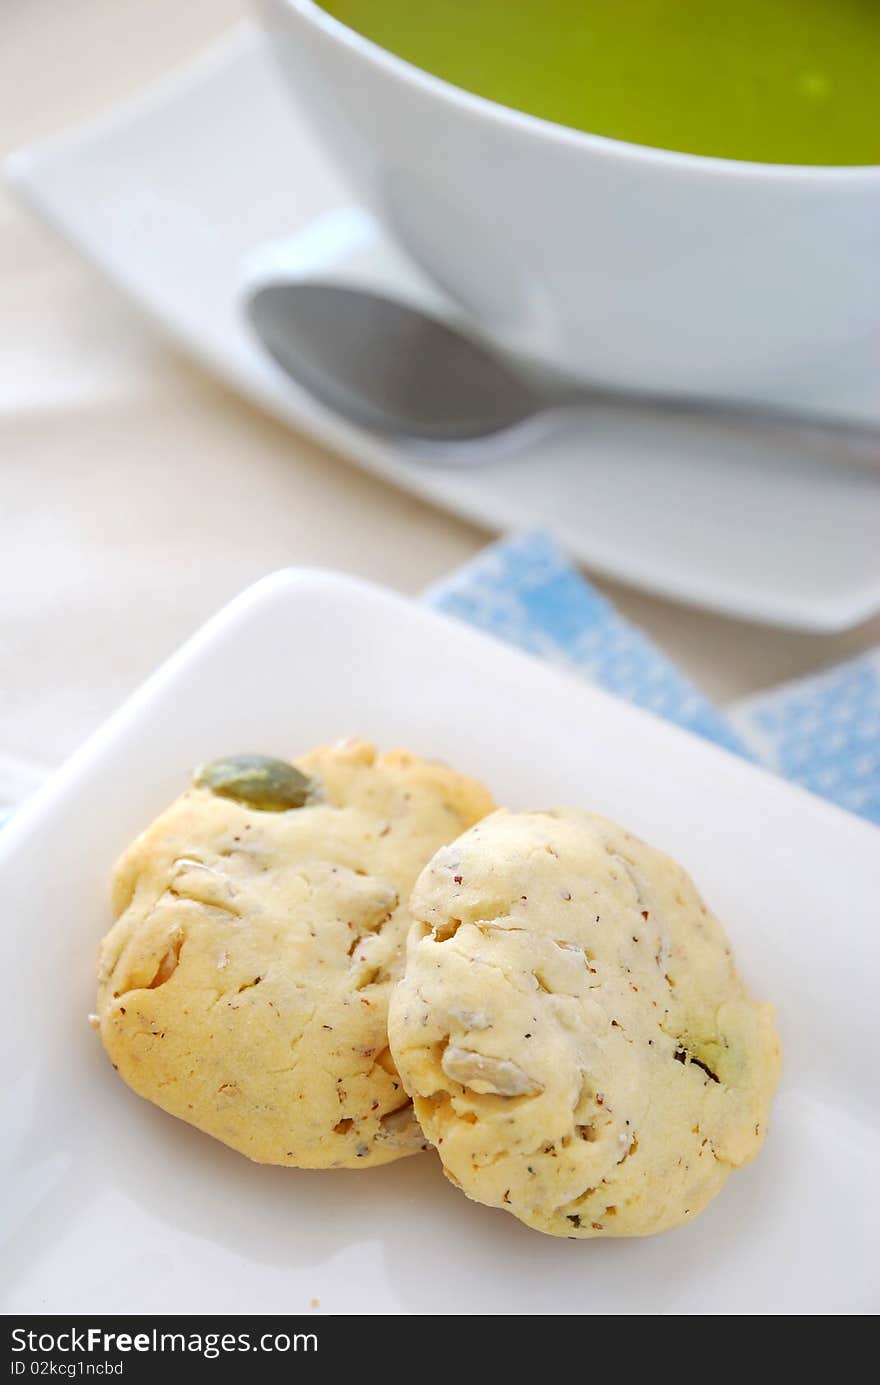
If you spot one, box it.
[2,571,877,1314]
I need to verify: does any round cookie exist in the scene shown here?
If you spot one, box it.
[96,739,494,1168]
[388,808,781,1237]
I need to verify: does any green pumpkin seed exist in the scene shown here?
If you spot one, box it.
[193,754,313,811]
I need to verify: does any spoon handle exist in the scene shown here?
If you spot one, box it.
[556,386,880,466]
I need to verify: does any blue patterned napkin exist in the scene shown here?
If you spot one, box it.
[425,531,880,826]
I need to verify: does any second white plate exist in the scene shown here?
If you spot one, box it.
[7,21,880,631]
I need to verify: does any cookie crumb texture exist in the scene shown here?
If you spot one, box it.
[389,809,781,1237]
[97,740,494,1168]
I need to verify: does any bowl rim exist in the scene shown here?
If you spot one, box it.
[281,0,879,186]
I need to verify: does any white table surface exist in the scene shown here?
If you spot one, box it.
[3,0,878,798]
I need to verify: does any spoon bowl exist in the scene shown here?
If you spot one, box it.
[247,281,541,441]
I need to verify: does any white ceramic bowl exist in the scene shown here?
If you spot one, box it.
[261,0,879,422]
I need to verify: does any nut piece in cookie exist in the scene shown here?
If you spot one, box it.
[96,739,494,1169]
[388,808,781,1236]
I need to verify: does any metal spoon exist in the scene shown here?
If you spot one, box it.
[246,280,880,456]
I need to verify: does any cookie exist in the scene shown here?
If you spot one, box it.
[96,740,494,1168]
[388,808,781,1236]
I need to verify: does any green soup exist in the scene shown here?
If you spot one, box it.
[317,0,880,165]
